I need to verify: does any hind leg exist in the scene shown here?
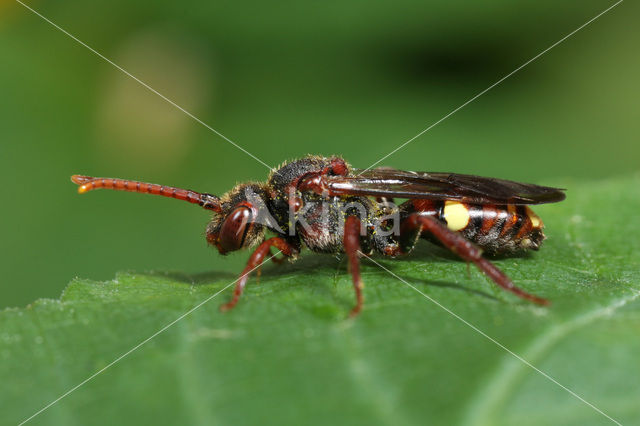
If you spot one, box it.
[399,213,548,305]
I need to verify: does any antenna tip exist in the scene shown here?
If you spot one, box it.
[71,175,94,193]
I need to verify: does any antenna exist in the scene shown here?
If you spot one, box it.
[71,175,222,212]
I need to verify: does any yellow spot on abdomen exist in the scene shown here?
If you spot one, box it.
[526,206,543,229]
[443,201,470,231]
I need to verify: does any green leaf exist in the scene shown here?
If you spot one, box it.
[2,175,639,426]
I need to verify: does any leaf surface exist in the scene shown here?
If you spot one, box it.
[2,175,639,426]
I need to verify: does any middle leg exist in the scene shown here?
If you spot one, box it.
[344,215,365,317]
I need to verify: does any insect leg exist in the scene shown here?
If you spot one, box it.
[401,214,549,305]
[269,249,288,264]
[220,237,297,311]
[255,249,287,284]
[344,215,365,317]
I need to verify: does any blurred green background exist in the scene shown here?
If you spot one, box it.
[0,0,637,309]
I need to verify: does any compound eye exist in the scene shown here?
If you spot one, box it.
[219,207,253,252]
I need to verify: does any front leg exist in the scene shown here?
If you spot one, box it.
[220,237,298,311]
[400,213,549,305]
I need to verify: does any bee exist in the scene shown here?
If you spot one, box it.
[72,155,565,316]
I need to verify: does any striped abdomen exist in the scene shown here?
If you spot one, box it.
[405,199,545,255]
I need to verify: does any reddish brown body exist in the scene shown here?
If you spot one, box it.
[404,200,545,255]
[72,155,565,316]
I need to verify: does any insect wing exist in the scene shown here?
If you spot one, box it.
[327,168,566,205]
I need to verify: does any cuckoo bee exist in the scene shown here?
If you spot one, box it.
[71,155,565,316]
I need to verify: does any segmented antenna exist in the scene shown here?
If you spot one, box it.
[71,175,222,212]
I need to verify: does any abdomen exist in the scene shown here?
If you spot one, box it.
[404,199,546,255]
